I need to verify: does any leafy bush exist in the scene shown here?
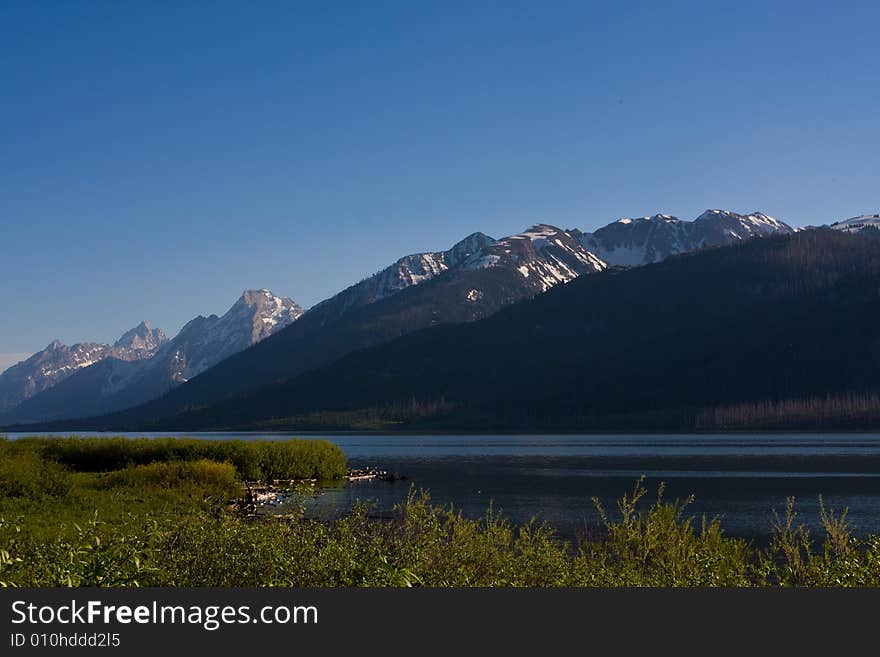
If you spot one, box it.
[584,479,752,586]
[0,514,158,587]
[0,450,71,499]
[97,460,240,500]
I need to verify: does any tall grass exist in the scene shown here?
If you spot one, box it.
[4,436,347,481]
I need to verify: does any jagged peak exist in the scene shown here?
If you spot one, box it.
[444,231,495,266]
[696,208,738,221]
[382,231,495,269]
[114,321,167,350]
[240,288,276,302]
[235,289,301,311]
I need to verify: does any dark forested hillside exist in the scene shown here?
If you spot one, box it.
[125,229,880,432]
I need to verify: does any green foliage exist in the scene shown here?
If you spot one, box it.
[6,436,347,481]
[586,479,752,586]
[0,446,72,499]
[760,495,879,586]
[3,480,880,587]
[0,514,159,587]
[97,460,240,500]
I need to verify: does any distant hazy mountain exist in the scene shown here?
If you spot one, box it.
[17,224,608,429]
[0,290,302,425]
[576,209,794,266]
[149,229,880,433]
[0,321,166,413]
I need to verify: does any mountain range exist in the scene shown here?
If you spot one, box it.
[0,321,166,414]
[5,207,865,432]
[0,290,301,424]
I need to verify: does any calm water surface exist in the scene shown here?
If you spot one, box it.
[11,432,880,540]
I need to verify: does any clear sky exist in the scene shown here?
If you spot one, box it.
[1,0,878,367]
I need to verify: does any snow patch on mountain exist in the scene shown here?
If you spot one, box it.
[468,224,607,291]
[829,214,880,234]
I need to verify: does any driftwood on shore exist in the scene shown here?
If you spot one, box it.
[234,480,310,515]
[232,467,408,516]
[346,468,407,482]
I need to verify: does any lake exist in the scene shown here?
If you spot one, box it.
[9,432,880,541]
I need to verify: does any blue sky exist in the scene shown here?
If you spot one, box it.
[1,1,878,367]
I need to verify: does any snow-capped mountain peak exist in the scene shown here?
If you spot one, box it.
[306,224,606,325]
[323,232,497,308]
[464,224,607,291]
[160,289,304,383]
[445,232,496,267]
[696,209,788,233]
[114,321,168,354]
[236,289,304,338]
[580,209,794,266]
[696,208,735,220]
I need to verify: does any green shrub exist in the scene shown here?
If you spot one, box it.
[0,450,71,499]
[0,514,159,587]
[585,478,752,586]
[98,460,240,500]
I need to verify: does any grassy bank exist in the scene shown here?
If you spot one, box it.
[1,437,879,586]
[7,436,347,481]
